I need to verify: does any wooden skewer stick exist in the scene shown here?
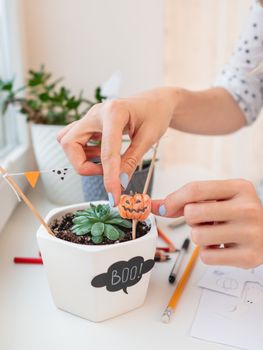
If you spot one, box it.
[138,159,143,172]
[132,141,159,240]
[143,141,159,195]
[0,167,54,236]
[132,219,137,240]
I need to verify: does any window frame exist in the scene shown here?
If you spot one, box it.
[0,0,21,160]
[0,0,34,233]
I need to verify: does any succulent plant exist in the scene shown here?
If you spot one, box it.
[72,203,132,244]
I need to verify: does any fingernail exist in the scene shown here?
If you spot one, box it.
[159,204,166,216]
[108,192,115,207]
[119,172,129,190]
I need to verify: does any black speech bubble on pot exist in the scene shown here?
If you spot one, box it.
[91,256,155,294]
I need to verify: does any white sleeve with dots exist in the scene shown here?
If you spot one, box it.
[214,0,263,125]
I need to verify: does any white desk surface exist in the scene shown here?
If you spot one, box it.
[0,165,231,350]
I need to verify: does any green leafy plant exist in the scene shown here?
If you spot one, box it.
[0,65,103,125]
[0,66,156,171]
[72,203,132,244]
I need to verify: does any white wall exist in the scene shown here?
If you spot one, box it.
[21,0,164,99]
[163,0,263,184]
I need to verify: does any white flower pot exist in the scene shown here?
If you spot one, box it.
[31,124,84,205]
[37,201,157,322]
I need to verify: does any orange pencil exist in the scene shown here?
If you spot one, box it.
[157,227,177,252]
[162,246,200,323]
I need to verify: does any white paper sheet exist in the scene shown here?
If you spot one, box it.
[198,266,255,297]
[191,266,263,350]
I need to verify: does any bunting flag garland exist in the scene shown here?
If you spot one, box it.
[0,167,55,236]
[0,167,73,195]
[24,171,40,188]
[52,167,69,181]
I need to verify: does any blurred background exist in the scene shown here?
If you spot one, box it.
[0,0,263,230]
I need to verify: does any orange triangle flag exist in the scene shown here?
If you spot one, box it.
[24,171,40,188]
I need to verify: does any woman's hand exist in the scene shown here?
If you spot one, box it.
[151,179,263,269]
[57,86,245,207]
[57,88,177,206]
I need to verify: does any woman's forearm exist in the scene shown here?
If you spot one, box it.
[170,87,246,135]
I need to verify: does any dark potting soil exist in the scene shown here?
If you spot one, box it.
[50,213,151,246]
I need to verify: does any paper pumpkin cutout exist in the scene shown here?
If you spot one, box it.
[52,168,69,180]
[118,193,151,221]
[24,171,40,188]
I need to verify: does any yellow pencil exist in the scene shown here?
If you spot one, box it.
[162,246,200,323]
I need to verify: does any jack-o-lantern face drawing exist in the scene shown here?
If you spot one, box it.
[118,193,151,221]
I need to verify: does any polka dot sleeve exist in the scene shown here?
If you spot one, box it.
[214,0,263,125]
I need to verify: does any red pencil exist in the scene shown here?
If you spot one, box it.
[157,246,180,253]
[157,227,177,252]
[14,257,43,264]
[157,246,170,252]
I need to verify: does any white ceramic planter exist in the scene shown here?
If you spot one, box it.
[37,201,157,322]
[31,124,84,205]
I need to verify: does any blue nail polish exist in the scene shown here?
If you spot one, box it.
[108,192,115,207]
[119,172,129,190]
[159,204,166,216]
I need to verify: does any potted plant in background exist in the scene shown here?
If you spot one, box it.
[0,65,99,204]
[37,201,157,322]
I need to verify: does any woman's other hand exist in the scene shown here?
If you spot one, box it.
[152,179,263,269]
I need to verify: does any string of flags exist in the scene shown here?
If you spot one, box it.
[2,167,72,188]
[1,142,160,191]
